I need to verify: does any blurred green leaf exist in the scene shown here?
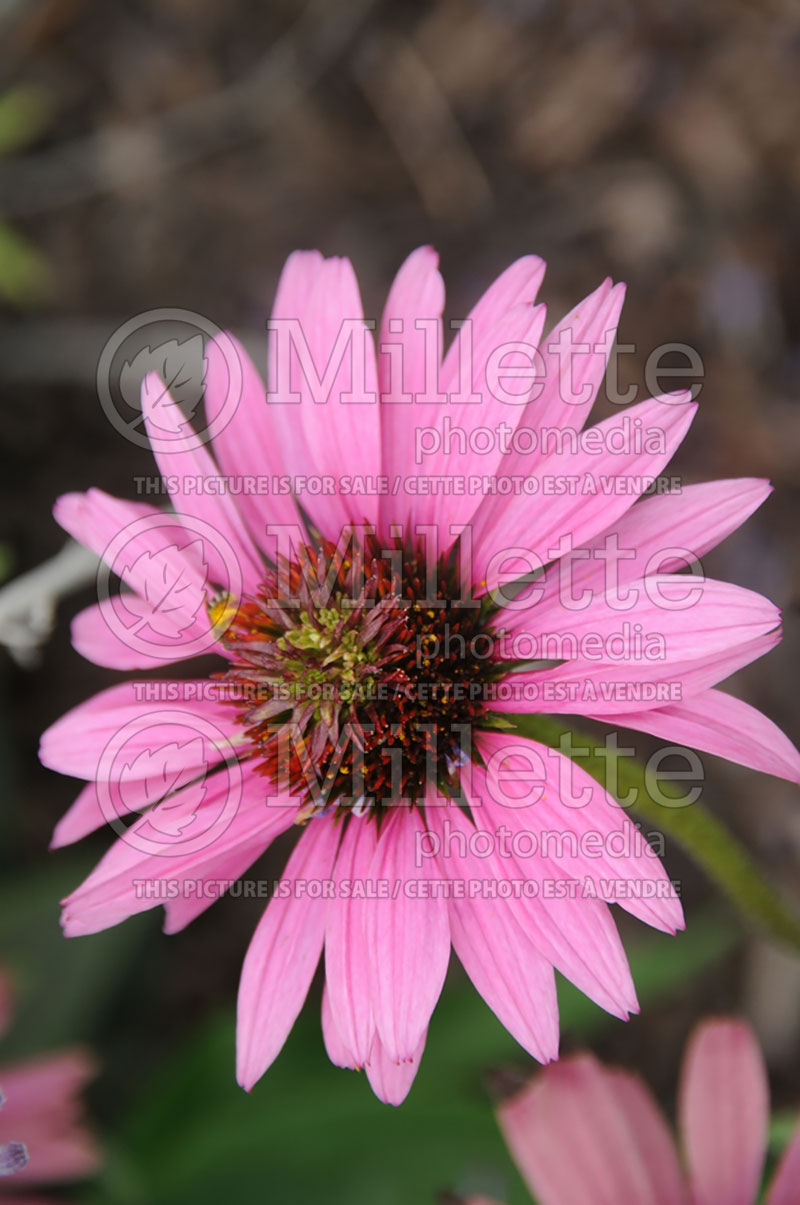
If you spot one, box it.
[0,85,51,156]
[0,221,51,306]
[506,713,800,956]
[769,1111,799,1157]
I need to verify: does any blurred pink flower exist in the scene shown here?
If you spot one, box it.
[41,249,799,1103]
[0,971,99,1198]
[487,1017,800,1205]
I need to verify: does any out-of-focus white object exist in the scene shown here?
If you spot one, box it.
[0,541,98,667]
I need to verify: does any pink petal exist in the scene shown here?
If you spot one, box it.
[425,301,548,542]
[51,751,250,851]
[363,807,450,1063]
[432,793,638,1025]
[502,573,780,664]
[602,1067,689,1203]
[378,246,445,534]
[236,818,339,1090]
[161,802,297,934]
[60,764,294,936]
[364,1030,426,1107]
[530,478,773,618]
[271,247,323,316]
[487,277,626,479]
[54,490,208,601]
[474,737,679,935]
[678,1018,769,1205]
[472,392,697,595]
[265,251,381,537]
[324,818,379,1068]
[377,249,445,402]
[0,1049,96,1116]
[378,251,545,540]
[446,888,560,1064]
[70,600,204,670]
[140,373,264,593]
[71,594,213,670]
[767,1115,800,1205]
[0,1049,100,1184]
[53,489,156,552]
[431,800,556,1065]
[6,1137,98,1185]
[204,331,306,545]
[51,782,113,849]
[321,984,356,1070]
[447,255,546,336]
[54,490,221,662]
[476,732,683,934]
[497,1054,687,1205]
[527,277,625,435]
[39,681,239,781]
[600,689,800,785]
[494,629,783,716]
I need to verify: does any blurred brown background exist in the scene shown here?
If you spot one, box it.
[0,0,799,1133]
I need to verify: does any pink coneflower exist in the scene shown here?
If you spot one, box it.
[485,1017,800,1205]
[41,248,799,1103]
[0,970,99,1197]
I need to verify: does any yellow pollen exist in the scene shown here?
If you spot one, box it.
[207,591,239,631]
